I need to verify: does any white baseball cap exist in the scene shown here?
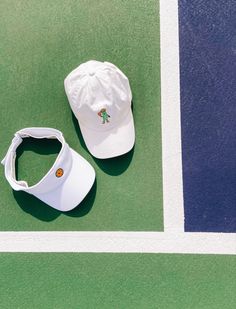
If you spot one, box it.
[1,127,95,211]
[64,60,135,159]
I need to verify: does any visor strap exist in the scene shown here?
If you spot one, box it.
[1,133,26,190]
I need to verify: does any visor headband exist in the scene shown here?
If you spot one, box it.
[1,128,67,191]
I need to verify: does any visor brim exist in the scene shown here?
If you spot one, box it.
[35,149,95,211]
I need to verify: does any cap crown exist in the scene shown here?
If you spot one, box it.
[64,61,132,131]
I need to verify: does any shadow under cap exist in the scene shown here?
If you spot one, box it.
[93,148,134,176]
[71,107,135,176]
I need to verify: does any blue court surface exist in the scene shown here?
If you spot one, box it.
[179,0,236,232]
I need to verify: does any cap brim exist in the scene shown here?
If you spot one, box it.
[35,149,95,211]
[79,109,135,159]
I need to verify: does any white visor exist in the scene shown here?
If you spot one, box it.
[1,128,95,211]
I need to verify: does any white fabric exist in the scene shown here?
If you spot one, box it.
[64,60,135,158]
[1,128,95,211]
[79,110,135,159]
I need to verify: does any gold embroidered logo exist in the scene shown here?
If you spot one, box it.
[55,168,64,178]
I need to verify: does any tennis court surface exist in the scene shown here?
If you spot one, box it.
[0,1,235,308]
[0,0,162,231]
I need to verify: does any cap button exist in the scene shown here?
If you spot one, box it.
[89,69,95,76]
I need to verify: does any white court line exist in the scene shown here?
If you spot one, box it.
[0,0,235,254]
[160,0,184,232]
[0,232,235,254]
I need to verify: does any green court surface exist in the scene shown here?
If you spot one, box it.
[0,253,235,309]
[0,1,162,231]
